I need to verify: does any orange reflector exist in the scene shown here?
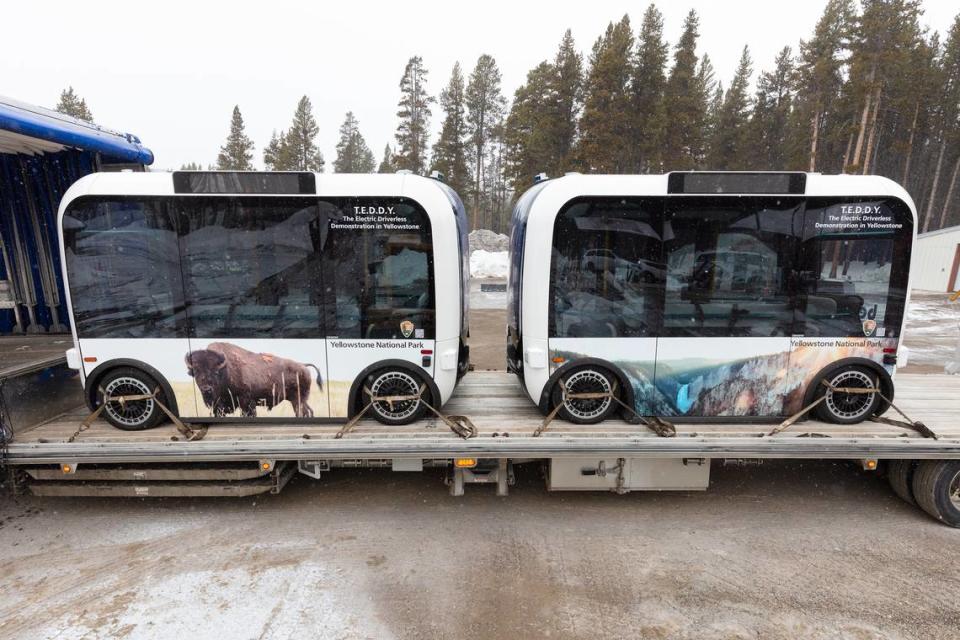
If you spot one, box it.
[454,458,477,468]
[61,465,72,473]
[83,357,97,363]
[551,357,565,364]
[261,462,272,470]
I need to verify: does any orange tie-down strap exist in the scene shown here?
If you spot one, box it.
[766,379,937,439]
[533,381,676,438]
[335,385,477,440]
[78,387,207,442]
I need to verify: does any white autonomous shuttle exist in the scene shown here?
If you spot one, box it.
[58,171,469,429]
[508,172,916,425]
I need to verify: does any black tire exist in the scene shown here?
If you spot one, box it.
[550,365,619,425]
[365,368,430,426]
[97,367,168,431]
[813,366,882,425]
[887,460,918,505]
[911,461,960,527]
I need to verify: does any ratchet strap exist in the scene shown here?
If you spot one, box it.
[766,379,937,439]
[335,384,477,440]
[77,386,207,442]
[534,380,675,438]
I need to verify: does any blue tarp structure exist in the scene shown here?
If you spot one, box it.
[0,96,154,334]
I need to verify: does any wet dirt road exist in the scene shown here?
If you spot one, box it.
[2,461,959,640]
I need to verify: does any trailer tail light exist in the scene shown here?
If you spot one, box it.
[454,458,477,468]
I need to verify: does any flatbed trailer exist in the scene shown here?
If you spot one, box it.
[4,371,960,525]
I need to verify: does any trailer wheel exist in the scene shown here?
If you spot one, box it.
[911,461,960,527]
[98,367,167,431]
[365,369,429,426]
[550,366,618,424]
[887,460,917,505]
[814,366,881,424]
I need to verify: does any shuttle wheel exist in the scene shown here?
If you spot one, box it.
[366,369,429,426]
[98,367,167,431]
[887,460,918,505]
[551,366,618,425]
[814,366,881,425]
[911,461,960,528]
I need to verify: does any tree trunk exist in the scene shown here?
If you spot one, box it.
[808,107,821,172]
[842,132,854,171]
[862,87,882,175]
[923,140,946,233]
[901,102,920,187]
[937,155,960,230]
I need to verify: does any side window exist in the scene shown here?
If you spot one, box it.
[326,198,435,339]
[797,198,913,338]
[550,198,663,337]
[62,198,185,338]
[177,197,323,338]
[662,198,802,337]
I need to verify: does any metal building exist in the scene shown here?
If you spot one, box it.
[0,96,153,334]
[913,226,960,292]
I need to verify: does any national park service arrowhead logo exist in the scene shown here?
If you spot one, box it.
[400,320,415,339]
[862,319,877,337]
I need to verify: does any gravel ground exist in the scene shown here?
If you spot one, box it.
[2,462,959,640]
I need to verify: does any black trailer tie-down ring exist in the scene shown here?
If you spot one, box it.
[534,380,676,438]
[766,379,937,439]
[79,386,207,442]
[335,385,477,440]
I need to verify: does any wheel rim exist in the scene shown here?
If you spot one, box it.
[562,369,613,421]
[370,371,421,421]
[825,370,875,421]
[103,377,154,427]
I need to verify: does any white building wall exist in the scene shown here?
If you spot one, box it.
[914,226,960,292]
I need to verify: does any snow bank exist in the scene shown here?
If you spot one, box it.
[470,250,509,279]
[469,229,509,252]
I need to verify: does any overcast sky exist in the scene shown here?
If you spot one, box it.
[3,0,957,171]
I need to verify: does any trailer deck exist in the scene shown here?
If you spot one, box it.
[6,372,960,465]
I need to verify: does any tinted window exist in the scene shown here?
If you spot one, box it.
[550,198,664,337]
[326,198,434,339]
[177,197,324,338]
[797,197,913,338]
[62,198,185,338]
[662,198,802,337]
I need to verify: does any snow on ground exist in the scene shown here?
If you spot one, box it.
[470,249,508,279]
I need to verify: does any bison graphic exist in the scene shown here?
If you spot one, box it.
[185,342,323,418]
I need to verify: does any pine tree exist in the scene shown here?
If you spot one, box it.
[179,162,203,171]
[55,86,94,122]
[333,112,376,173]
[395,56,435,175]
[747,47,795,170]
[925,15,960,230]
[263,130,290,171]
[552,30,583,169]
[503,62,557,192]
[431,62,471,195]
[466,54,507,229]
[577,16,634,172]
[284,96,325,172]
[216,105,255,171]
[793,0,856,171]
[378,144,397,173]
[709,46,753,169]
[630,4,669,172]
[663,10,705,170]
